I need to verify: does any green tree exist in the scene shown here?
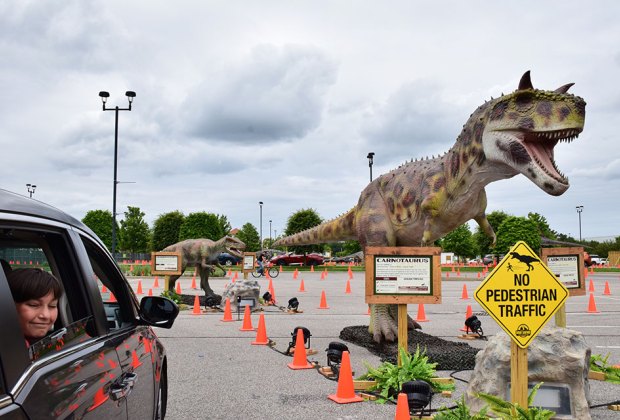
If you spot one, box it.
[179,212,226,241]
[473,210,510,256]
[527,212,556,240]
[82,209,114,250]
[495,216,541,255]
[118,206,151,253]
[342,240,362,255]
[440,224,475,262]
[284,208,323,254]
[152,211,185,250]
[236,223,260,252]
[216,214,232,236]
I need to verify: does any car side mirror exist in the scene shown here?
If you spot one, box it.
[139,296,179,329]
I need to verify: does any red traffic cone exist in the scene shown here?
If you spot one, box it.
[279,264,283,272]
[175,281,182,294]
[603,281,611,296]
[348,270,354,280]
[310,265,315,272]
[460,305,473,331]
[239,305,255,331]
[461,283,469,299]
[287,328,313,370]
[298,278,306,292]
[318,290,329,309]
[416,303,429,322]
[251,313,269,345]
[153,276,159,288]
[345,279,352,294]
[192,295,202,315]
[136,280,143,295]
[221,298,234,322]
[587,292,600,313]
[147,288,153,296]
[394,392,410,419]
[191,276,197,289]
[589,278,595,292]
[293,268,299,279]
[327,351,363,403]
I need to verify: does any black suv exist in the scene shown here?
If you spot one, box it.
[0,189,179,419]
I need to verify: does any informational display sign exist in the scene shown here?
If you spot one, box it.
[474,241,569,348]
[242,252,256,273]
[365,246,441,304]
[540,247,585,297]
[151,252,182,276]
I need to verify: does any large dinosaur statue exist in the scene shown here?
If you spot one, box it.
[274,71,586,343]
[162,236,245,299]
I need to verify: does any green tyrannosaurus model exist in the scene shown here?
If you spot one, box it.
[275,72,586,343]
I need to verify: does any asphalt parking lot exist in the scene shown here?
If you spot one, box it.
[130,270,620,419]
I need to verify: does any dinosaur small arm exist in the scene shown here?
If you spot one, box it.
[274,71,586,343]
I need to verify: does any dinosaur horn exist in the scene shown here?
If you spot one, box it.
[518,71,533,90]
[554,83,574,94]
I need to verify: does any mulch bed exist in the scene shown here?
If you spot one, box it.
[340,325,480,370]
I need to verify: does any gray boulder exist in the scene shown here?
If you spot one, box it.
[220,279,261,312]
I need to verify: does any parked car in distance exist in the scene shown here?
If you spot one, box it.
[270,252,324,266]
[218,252,242,266]
[0,189,179,419]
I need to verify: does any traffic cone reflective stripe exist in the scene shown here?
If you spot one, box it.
[192,295,201,315]
[461,284,469,299]
[416,303,429,322]
[587,292,600,313]
[251,313,269,345]
[239,305,255,331]
[318,290,329,309]
[327,351,363,403]
[394,392,410,419]
[221,298,234,322]
[287,328,313,370]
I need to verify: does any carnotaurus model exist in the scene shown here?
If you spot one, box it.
[162,236,245,299]
[274,72,586,343]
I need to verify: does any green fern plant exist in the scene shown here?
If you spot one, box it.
[160,289,182,304]
[591,353,620,383]
[357,346,454,403]
[476,382,555,419]
[434,396,488,419]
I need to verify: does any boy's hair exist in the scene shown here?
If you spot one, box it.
[7,268,63,303]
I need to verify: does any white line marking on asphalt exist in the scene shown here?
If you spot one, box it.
[594,346,620,349]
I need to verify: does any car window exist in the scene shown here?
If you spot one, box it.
[0,225,95,361]
[79,235,138,331]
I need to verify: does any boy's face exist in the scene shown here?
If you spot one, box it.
[16,291,58,340]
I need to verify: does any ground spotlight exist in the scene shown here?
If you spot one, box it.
[286,326,311,354]
[287,297,299,311]
[401,380,432,416]
[464,315,484,336]
[262,291,274,305]
[204,295,217,308]
[325,341,348,377]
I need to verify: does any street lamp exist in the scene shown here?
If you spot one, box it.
[26,183,37,198]
[269,220,272,247]
[99,90,136,256]
[259,201,263,251]
[367,152,375,182]
[576,205,583,241]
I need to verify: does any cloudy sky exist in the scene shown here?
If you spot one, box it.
[2,1,619,242]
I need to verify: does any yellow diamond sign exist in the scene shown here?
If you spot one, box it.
[474,241,569,348]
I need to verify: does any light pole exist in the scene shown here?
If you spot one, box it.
[576,205,583,241]
[367,152,375,182]
[26,183,37,198]
[269,220,272,248]
[99,90,136,256]
[259,201,263,251]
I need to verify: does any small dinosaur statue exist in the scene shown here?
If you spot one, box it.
[274,71,586,343]
[162,236,245,299]
[509,252,540,271]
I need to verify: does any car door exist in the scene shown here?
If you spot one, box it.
[75,233,158,420]
[0,221,126,420]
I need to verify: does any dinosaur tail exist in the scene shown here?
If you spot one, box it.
[273,208,357,246]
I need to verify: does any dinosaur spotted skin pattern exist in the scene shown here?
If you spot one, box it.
[162,236,245,298]
[274,72,586,343]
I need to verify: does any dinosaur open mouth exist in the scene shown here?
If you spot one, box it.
[519,128,581,183]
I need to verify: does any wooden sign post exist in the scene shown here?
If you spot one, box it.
[365,247,441,365]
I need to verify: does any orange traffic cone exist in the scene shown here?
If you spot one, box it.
[298,278,306,292]
[416,303,429,322]
[239,305,255,331]
[345,279,352,294]
[587,292,600,313]
[310,265,315,272]
[457,268,461,277]
[147,288,153,296]
[461,284,469,300]
[136,280,143,295]
[446,272,450,278]
[293,268,299,279]
[348,270,354,280]
[394,392,410,419]
[287,328,313,370]
[153,276,160,288]
[191,276,197,289]
[460,305,473,331]
[320,271,325,280]
[318,290,329,309]
[589,278,595,292]
[251,313,269,345]
[323,268,328,278]
[88,387,109,412]
[175,281,182,294]
[192,295,202,315]
[221,298,234,322]
[367,305,371,315]
[131,350,143,368]
[603,281,611,296]
[477,271,481,279]
[327,351,363,403]
[279,264,283,272]
[233,271,238,282]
